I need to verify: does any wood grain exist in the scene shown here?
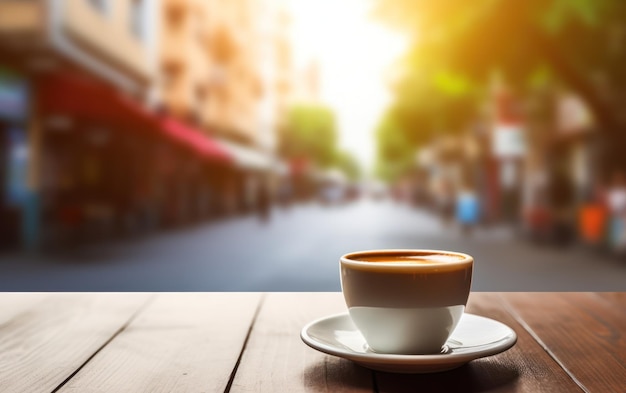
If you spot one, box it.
[501,292,626,393]
[0,293,48,326]
[230,292,373,393]
[594,292,626,310]
[374,293,585,393]
[57,293,263,393]
[0,293,151,393]
[0,292,623,392]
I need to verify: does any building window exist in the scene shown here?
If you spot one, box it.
[87,0,109,15]
[161,65,179,91]
[130,0,145,40]
[195,84,208,109]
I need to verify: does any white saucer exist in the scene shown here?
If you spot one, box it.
[301,312,517,373]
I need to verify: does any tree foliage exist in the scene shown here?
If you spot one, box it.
[334,150,361,181]
[280,104,362,179]
[281,104,338,168]
[373,0,626,173]
[374,44,480,180]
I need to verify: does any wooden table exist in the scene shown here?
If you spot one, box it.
[0,293,623,392]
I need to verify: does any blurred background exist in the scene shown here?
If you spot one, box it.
[0,0,625,291]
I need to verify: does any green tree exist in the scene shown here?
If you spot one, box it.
[280,104,338,168]
[375,59,479,181]
[280,104,362,179]
[374,0,626,168]
[374,109,415,181]
[334,150,361,181]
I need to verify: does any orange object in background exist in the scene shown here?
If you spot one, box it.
[579,204,607,244]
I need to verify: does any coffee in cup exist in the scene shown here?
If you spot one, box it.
[340,249,473,354]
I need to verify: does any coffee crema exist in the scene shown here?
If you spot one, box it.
[342,250,472,273]
[354,254,464,264]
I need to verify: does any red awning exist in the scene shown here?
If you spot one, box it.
[159,116,231,164]
[38,73,160,132]
[39,73,231,163]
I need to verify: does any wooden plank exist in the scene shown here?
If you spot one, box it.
[0,293,151,393]
[230,292,373,393]
[593,292,626,310]
[502,292,626,393]
[374,292,584,393]
[0,293,49,325]
[57,293,263,393]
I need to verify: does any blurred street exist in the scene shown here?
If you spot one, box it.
[3,2,626,292]
[1,198,624,292]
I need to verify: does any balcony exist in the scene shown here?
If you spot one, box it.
[161,29,189,73]
[60,1,151,85]
[207,25,241,64]
[164,0,193,21]
[0,1,44,37]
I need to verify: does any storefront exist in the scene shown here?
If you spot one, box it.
[0,68,32,250]
[0,65,238,250]
[217,139,274,214]
[0,0,162,250]
[157,115,232,223]
[37,73,232,247]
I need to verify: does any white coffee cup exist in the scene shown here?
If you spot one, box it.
[340,249,473,354]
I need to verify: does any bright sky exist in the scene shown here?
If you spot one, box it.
[289,0,408,172]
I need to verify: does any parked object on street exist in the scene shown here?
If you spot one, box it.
[607,171,626,254]
[318,169,349,205]
[578,204,607,247]
[578,182,608,248]
[367,181,389,200]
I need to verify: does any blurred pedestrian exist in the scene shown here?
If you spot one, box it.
[607,171,626,253]
[257,181,272,224]
[439,179,455,226]
[456,183,480,236]
[548,165,574,246]
[278,180,292,208]
[524,180,551,243]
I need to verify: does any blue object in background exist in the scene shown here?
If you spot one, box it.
[456,192,480,224]
[5,127,29,206]
[0,71,28,122]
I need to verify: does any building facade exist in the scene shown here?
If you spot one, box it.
[157,0,292,214]
[0,0,294,251]
[0,0,160,250]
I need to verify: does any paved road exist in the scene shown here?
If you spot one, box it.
[1,199,625,291]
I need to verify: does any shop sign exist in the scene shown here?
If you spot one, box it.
[492,125,526,158]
